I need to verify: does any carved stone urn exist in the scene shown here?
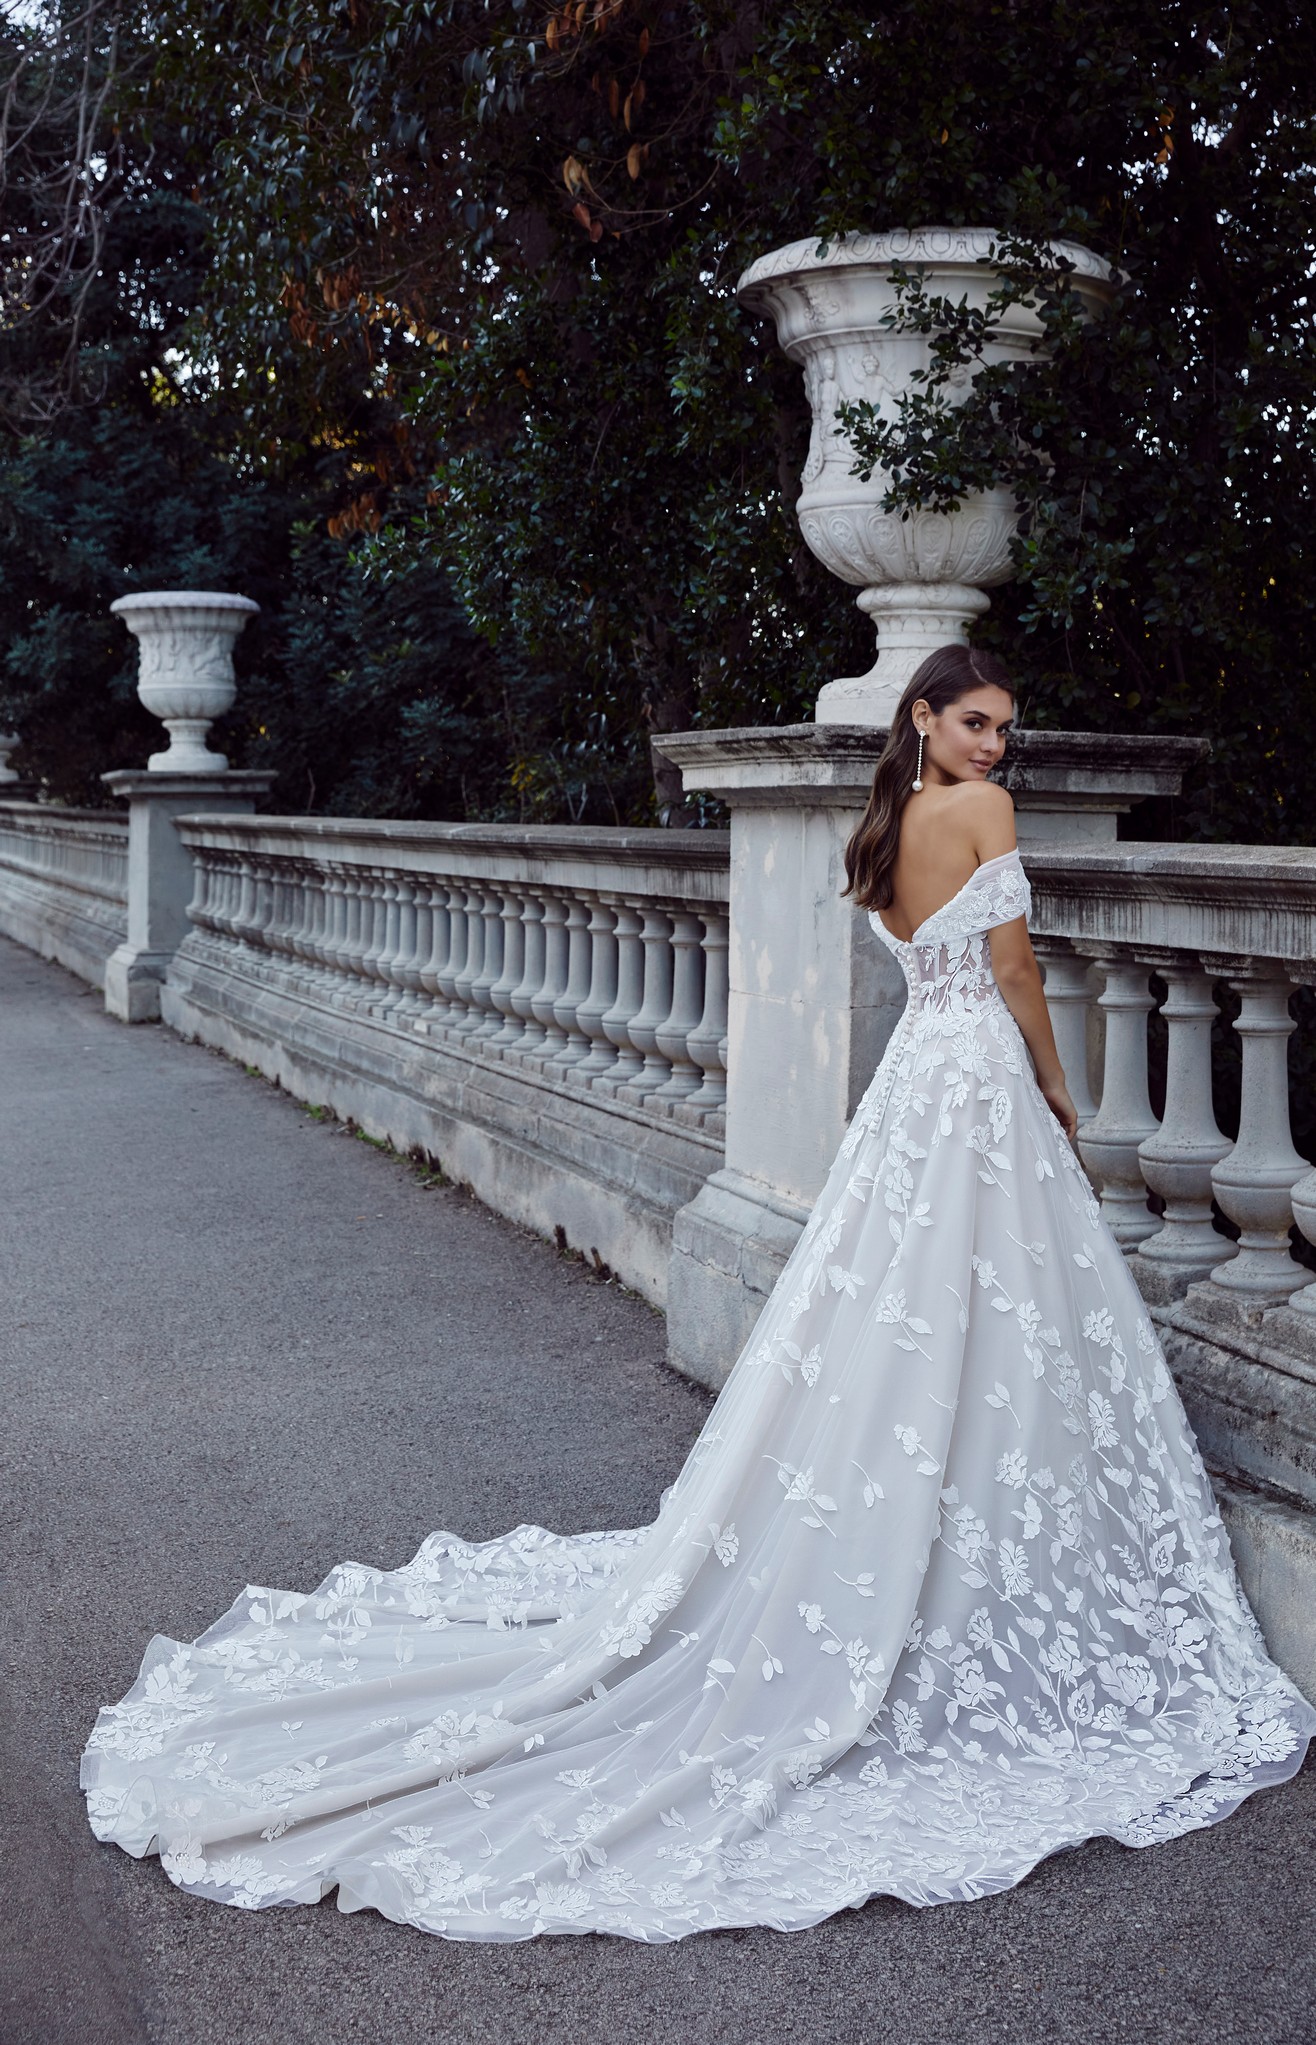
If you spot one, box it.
[110,591,260,771]
[736,229,1117,724]
[0,732,21,782]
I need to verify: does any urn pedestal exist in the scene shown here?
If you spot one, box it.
[101,771,275,1022]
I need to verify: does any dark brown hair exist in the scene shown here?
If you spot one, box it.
[842,644,1015,912]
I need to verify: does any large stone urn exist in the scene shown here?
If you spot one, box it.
[110,591,259,771]
[103,589,270,1021]
[737,229,1117,724]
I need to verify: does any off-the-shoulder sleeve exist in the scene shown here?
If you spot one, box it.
[968,848,1031,933]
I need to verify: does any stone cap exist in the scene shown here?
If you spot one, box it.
[738,228,1118,307]
[652,724,1207,810]
[1022,840,1316,970]
[109,591,260,618]
[102,768,276,801]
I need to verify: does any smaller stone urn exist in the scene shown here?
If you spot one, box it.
[737,229,1117,724]
[110,591,260,771]
[0,732,22,782]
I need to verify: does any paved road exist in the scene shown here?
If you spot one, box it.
[2,931,1314,2045]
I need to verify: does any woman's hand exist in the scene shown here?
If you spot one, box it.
[1039,1073,1079,1148]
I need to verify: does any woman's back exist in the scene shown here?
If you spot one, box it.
[877,780,1015,944]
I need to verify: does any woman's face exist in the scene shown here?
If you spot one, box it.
[914,685,1015,785]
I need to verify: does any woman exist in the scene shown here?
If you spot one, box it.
[83,646,1315,1940]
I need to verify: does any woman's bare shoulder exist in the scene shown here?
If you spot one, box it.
[944,779,1015,815]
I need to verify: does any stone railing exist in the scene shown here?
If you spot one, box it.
[162,816,731,1307]
[0,801,129,986]
[1027,842,1316,1683]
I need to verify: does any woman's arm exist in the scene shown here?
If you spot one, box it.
[988,917,1079,1144]
[964,786,1078,1144]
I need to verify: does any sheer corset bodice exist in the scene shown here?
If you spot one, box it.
[869,847,1031,1030]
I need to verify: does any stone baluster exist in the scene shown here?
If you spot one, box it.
[1286,1175,1316,1317]
[247,856,277,969]
[468,887,507,1040]
[449,885,486,1034]
[551,896,595,1068]
[231,852,259,953]
[391,875,429,1021]
[1204,958,1308,1297]
[1133,955,1235,1295]
[411,878,452,1032]
[1074,948,1160,1245]
[187,846,220,937]
[487,890,528,1049]
[368,873,404,1016]
[595,901,647,1090]
[290,862,317,989]
[652,907,706,1101]
[211,852,242,948]
[298,868,322,990]
[530,893,572,1059]
[331,862,361,997]
[343,868,380,1014]
[428,879,469,1035]
[333,867,363,998]
[573,898,620,1080]
[624,906,676,1098]
[357,871,393,1014]
[376,875,417,1019]
[260,862,289,973]
[315,865,349,997]
[509,893,549,1056]
[215,854,242,946]
[212,858,240,952]
[684,909,730,1112]
[1035,940,1099,1122]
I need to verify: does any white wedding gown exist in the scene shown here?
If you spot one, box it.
[82,849,1316,1939]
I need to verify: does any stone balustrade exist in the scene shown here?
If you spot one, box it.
[1027,844,1316,1662]
[1027,843,1316,1312]
[4,791,1316,1689]
[161,815,731,1307]
[0,801,129,985]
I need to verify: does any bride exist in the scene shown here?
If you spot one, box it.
[83,645,1316,1940]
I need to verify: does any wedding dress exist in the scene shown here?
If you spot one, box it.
[82,848,1316,1939]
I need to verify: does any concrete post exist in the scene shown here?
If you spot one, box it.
[100,770,275,1021]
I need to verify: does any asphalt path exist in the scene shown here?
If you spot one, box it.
[2,931,1313,2045]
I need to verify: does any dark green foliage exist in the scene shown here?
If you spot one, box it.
[0,12,498,815]
[4,1,1315,834]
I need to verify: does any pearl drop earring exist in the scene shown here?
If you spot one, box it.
[912,728,925,793]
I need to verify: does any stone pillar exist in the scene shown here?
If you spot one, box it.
[101,771,274,1021]
[656,726,899,1388]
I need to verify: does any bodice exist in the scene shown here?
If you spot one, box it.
[868,847,1031,1026]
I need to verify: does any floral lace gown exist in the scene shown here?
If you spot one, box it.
[83,848,1316,1939]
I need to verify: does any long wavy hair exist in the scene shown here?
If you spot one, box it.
[842,645,1016,912]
